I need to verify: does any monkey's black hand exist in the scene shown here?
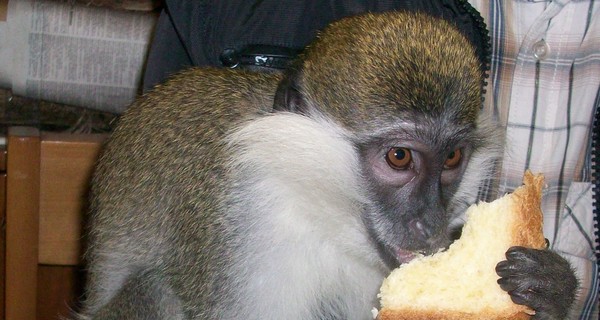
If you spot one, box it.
[496,246,578,320]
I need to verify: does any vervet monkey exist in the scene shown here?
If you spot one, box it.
[80,11,577,320]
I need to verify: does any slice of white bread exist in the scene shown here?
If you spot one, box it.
[377,171,547,320]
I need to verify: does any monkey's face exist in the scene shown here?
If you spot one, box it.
[358,116,478,268]
[273,11,497,269]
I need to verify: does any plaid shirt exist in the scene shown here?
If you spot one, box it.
[468,0,600,318]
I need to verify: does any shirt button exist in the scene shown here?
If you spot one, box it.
[532,39,550,60]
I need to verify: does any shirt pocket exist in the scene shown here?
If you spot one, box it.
[552,182,595,259]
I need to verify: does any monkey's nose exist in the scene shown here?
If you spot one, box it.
[408,219,432,241]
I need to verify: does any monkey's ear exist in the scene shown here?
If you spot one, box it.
[273,70,310,114]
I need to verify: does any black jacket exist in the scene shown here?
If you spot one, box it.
[142,0,489,91]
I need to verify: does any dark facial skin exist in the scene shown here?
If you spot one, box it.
[357,117,475,269]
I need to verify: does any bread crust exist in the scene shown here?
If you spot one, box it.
[378,308,533,320]
[377,171,546,320]
[510,172,546,249]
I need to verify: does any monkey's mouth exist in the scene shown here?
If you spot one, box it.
[395,249,425,264]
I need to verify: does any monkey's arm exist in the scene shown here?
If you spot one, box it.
[496,246,578,320]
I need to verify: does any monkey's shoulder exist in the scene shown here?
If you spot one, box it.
[116,66,282,142]
[145,67,281,112]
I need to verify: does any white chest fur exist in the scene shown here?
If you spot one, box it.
[223,113,387,319]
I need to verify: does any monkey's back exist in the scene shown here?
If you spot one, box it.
[84,67,281,316]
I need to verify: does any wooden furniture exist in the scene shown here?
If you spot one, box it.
[0,142,6,320]
[4,127,107,320]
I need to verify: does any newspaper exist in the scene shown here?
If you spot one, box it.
[0,0,158,114]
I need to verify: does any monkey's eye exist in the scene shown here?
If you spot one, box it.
[385,147,412,170]
[444,149,462,169]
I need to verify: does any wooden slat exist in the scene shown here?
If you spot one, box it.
[0,146,7,171]
[0,0,7,22]
[37,265,85,320]
[38,132,106,265]
[0,172,6,320]
[6,127,41,320]
[0,145,6,320]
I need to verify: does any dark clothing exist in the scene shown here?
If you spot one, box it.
[143,0,489,91]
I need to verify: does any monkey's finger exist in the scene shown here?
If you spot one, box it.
[507,289,532,306]
[509,289,561,320]
[497,270,539,291]
[495,258,531,278]
[495,260,519,276]
[497,276,519,292]
[504,247,543,271]
[505,246,535,262]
